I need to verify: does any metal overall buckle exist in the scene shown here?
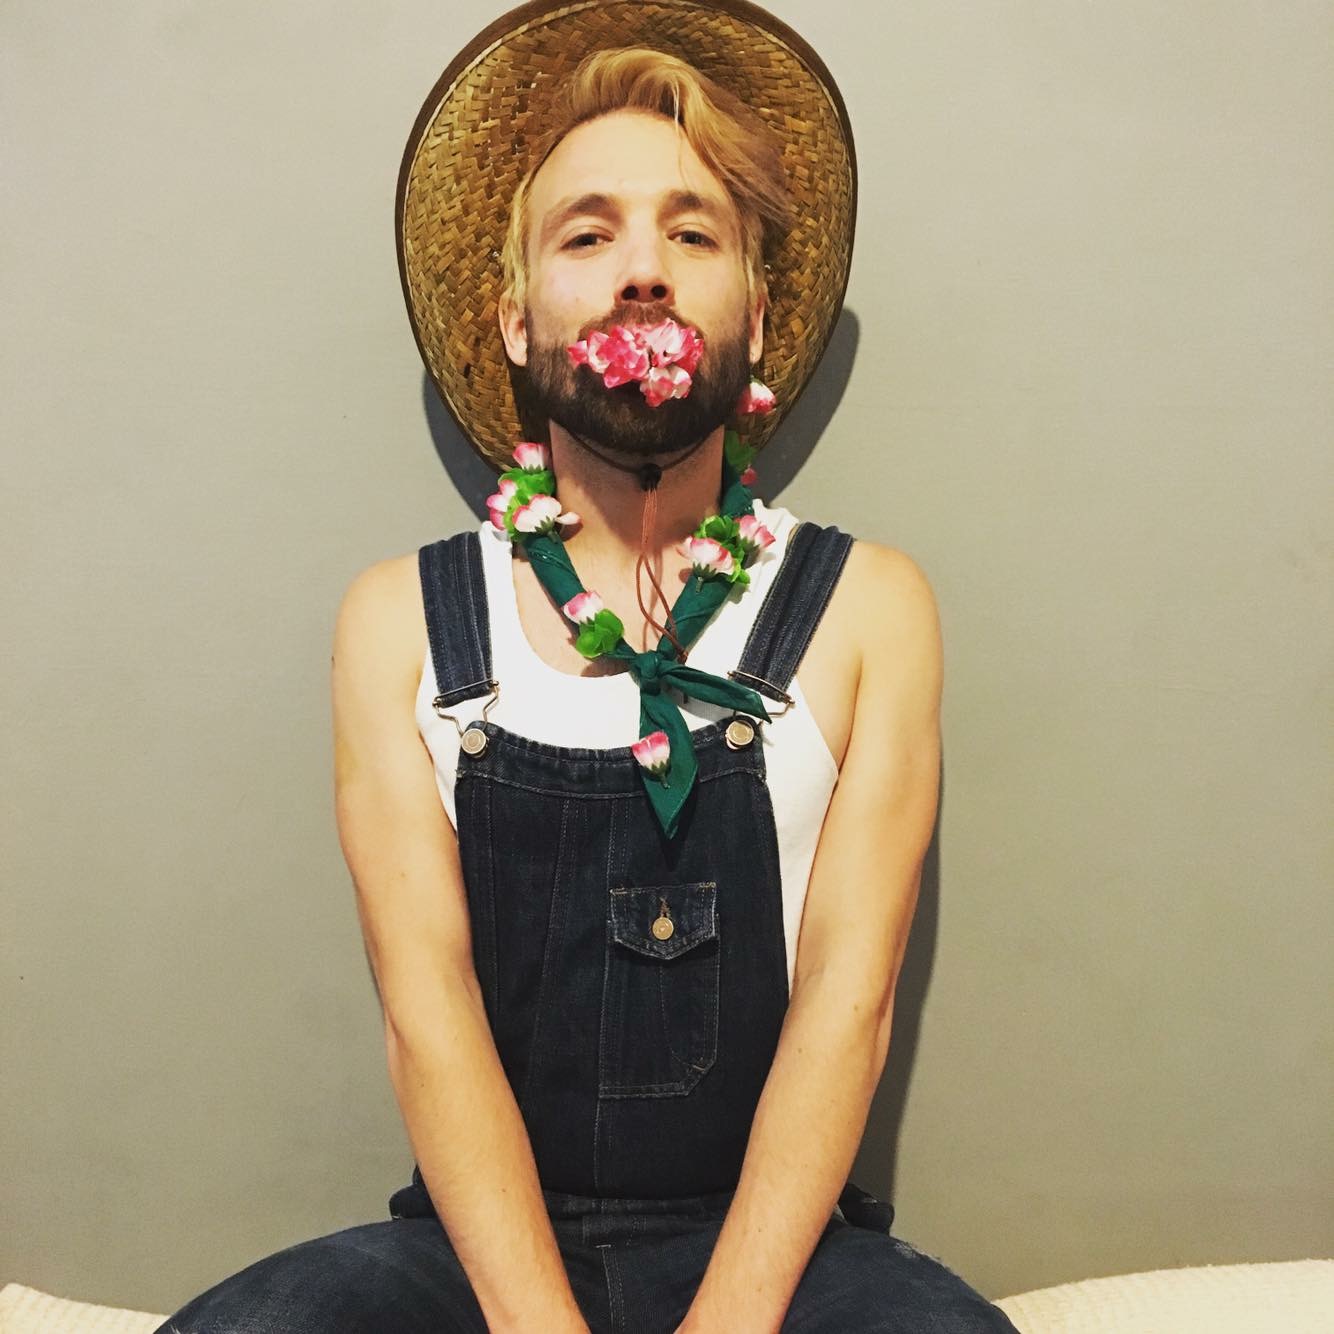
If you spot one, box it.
[725,669,794,747]
[432,679,500,757]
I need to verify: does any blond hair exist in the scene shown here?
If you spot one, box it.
[500,47,795,316]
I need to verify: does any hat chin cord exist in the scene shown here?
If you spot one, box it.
[559,427,714,663]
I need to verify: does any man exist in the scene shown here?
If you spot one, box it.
[154,3,1017,1330]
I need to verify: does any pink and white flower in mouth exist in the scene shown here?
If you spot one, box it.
[600,329,652,388]
[641,363,692,407]
[637,319,704,374]
[678,535,735,579]
[737,514,776,557]
[630,730,671,776]
[486,476,518,531]
[512,493,580,536]
[735,378,776,415]
[513,441,550,471]
[561,590,604,624]
[567,319,703,406]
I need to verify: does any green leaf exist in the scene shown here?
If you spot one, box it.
[575,609,624,659]
[699,514,737,544]
[723,428,756,474]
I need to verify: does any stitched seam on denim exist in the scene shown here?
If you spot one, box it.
[764,530,854,689]
[421,536,495,705]
[446,538,470,684]
[520,798,573,1111]
[765,527,851,686]
[610,881,717,956]
[740,525,850,691]
[456,765,763,802]
[601,880,719,1096]
[449,718,733,764]
[592,799,619,1192]
[456,532,481,683]
[482,781,497,1007]
[734,519,812,680]
[603,1242,624,1333]
[745,522,825,678]
[420,543,455,701]
[465,530,493,680]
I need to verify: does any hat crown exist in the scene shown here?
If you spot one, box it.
[397,0,856,473]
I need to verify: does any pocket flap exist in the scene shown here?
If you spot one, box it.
[610,880,718,961]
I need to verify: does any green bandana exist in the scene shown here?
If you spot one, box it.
[519,452,772,840]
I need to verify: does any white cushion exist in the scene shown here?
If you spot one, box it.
[0,1283,164,1334]
[993,1258,1334,1333]
[4,1259,1332,1333]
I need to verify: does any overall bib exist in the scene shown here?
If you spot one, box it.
[154,519,1018,1331]
[390,519,894,1222]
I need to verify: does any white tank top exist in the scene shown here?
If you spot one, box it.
[414,498,839,995]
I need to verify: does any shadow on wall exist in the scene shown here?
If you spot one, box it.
[419,308,863,515]
[858,781,944,1211]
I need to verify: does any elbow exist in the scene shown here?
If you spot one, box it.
[382,968,486,1056]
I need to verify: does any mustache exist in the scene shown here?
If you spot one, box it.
[575,301,697,341]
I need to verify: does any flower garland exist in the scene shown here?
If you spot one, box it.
[483,320,778,838]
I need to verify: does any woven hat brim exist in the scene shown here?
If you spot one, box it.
[396,0,857,474]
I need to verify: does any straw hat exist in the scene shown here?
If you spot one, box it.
[395,0,857,475]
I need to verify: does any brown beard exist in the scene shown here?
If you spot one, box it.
[520,301,753,460]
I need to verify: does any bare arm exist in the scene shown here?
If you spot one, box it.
[681,543,944,1333]
[332,556,589,1334]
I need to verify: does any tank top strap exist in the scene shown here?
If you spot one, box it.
[418,531,497,710]
[728,520,855,710]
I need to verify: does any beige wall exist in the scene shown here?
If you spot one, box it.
[3,0,1330,1310]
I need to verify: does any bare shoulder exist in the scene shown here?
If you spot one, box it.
[841,538,943,682]
[333,550,427,696]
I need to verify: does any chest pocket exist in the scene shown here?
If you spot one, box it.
[598,880,720,1098]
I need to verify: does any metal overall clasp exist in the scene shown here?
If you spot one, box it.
[432,679,500,757]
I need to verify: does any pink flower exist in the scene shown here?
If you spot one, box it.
[602,343,652,390]
[561,590,604,624]
[740,465,758,487]
[638,319,704,374]
[567,319,703,407]
[513,493,580,535]
[641,363,692,408]
[566,336,594,370]
[678,535,735,579]
[513,441,550,471]
[736,378,776,415]
[486,476,517,530]
[630,730,671,776]
[568,327,650,385]
[738,514,776,556]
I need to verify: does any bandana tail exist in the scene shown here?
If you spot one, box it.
[638,692,698,840]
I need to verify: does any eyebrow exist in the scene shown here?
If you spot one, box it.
[538,189,734,248]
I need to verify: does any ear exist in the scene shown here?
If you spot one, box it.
[747,289,766,367]
[498,290,528,366]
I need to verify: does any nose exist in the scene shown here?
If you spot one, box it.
[620,274,671,303]
[617,230,673,306]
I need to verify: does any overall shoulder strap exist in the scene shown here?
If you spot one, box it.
[418,530,496,710]
[729,520,855,710]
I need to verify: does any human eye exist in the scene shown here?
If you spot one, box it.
[563,231,606,249]
[675,229,716,247]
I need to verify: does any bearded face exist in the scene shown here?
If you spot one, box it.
[522,300,752,459]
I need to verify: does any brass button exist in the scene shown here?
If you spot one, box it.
[725,717,755,749]
[651,914,675,940]
[459,726,488,757]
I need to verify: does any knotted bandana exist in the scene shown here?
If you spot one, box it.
[520,453,771,839]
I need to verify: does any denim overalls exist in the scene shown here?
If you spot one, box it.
[389,518,893,1231]
[155,519,1021,1332]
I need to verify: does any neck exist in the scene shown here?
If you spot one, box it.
[546,420,727,573]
